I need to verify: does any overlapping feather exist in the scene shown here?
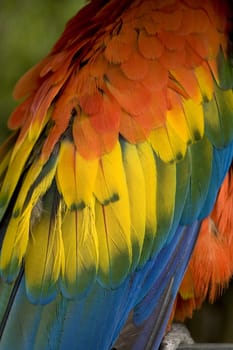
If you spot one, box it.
[0,1,232,349]
[0,0,232,300]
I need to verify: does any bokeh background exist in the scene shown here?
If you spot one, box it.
[1,0,233,345]
[0,0,85,141]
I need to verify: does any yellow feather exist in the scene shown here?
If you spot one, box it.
[0,135,35,220]
[0,156,57,280]
[0,149,12,181]
[149,127,174,163]
[56,140,98,210]
[0,208,30,279]
[182,99,204,142]
[137,142,157,264]
[94,141,129,206]
[152,156,176,253]
[75,152,98,207]
[13,160,44,217]
[95,200,131,287]
[0,108,52,218]
[94,142,131,286]
[122,142,146,269]
[195,64,213,101]
[56,140,78,209]
[24,200,64,301]
[28,106,52,143]
[166,121,187,161]
[166,103,192,144]
[0,134,17,180]
[61,201,98,297]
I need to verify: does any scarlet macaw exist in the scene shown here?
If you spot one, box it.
[0,1,233,349]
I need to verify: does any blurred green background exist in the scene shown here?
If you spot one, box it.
[1,0,233,346]
[0,0,85,141]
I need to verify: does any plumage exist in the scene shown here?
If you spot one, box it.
[0,0,233,349]
[173,164,233,322]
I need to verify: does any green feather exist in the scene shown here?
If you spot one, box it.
[181,136,213,224]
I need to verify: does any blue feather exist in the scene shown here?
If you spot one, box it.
[200,141,233,219]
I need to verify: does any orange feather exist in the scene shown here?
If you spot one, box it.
[10,0,229,162]
[173,166,233,322]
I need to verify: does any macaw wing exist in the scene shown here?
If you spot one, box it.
[0,1,233,349]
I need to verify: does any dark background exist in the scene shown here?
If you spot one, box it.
[1,0,233,344]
